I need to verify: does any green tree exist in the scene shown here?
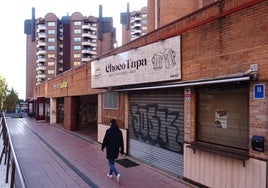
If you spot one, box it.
[3,87,19,113]
[0,75,8,111]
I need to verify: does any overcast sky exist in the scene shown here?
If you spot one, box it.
[0,0,146,99]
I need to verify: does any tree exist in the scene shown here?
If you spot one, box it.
[0,75,8,112]
[3,87,19,113]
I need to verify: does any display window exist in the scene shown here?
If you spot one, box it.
[197,82,249,149]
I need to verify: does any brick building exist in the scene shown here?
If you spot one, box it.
[24,6,115,99]
[33,0,267,187]
[120,4,148,45]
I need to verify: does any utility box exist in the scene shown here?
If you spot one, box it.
[251,135,265,152]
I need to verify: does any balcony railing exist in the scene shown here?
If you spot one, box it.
[82,25,97,31]
[36,66,46,71]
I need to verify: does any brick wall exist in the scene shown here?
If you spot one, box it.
[34,0,268,159]
[147,0,202,32]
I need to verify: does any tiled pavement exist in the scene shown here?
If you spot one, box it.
[0,118,196,188]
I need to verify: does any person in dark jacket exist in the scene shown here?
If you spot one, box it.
[101,119,124,183]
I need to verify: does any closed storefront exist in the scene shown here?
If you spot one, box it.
[128,88,184,176]
[197,82,249,149]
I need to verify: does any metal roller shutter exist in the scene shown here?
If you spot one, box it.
[128,88,184,177]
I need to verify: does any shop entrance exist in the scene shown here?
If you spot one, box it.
[128,88,184,177]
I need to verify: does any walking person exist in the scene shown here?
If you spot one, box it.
[101,119,124,183]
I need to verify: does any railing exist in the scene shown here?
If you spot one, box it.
[0,114,27,188]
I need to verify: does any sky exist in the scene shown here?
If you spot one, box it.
[0,0,146,100]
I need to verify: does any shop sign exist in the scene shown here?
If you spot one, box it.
[60,81,68,88]
[91,35,181,88]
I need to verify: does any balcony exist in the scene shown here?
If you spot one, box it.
[37,24,46,30]
[36,41,46,47]
[82,49,90,54]
[82,25,97,31]
[36,58,46,63]
[36,50,46,56]
[131,29,142,35]
[131,17,141,22]
[82,48,97,55]
[36,78,44,83]
[38,33,46,39]
[131,23,141,29]
[36,66,46,71]
[89,50,97,55]
[82,33,97,39]
[82,41,97,47]
[36,74,46,79]
[82,57,91,62]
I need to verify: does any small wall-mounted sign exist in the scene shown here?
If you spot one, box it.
[254,84,265,99]
[60,81,68,89]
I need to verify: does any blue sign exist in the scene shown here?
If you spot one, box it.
[254,84,265,99]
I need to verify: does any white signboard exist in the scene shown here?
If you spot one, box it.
[91,35,181,88]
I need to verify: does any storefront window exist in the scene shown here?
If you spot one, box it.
[197,83,249,150]
[103,92,118,110]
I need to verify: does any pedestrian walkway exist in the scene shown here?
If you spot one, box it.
[1,117,196,188]
[0,144,9,188]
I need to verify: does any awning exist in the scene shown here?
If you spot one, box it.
[116,76,251,91]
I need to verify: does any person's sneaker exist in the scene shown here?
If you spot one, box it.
[107,174,113,179]
[116,174,120,183]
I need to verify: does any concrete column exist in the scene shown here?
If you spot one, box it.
[50,98,57,124]
[64,96,80,131]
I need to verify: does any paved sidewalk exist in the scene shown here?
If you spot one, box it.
[0,144,9,188]
[2,118,195,188]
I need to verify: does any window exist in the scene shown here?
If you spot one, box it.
[74,29,81,34]
[48,22,55,26]
[73,45,81,50]
[74,54,81,58]
[48,38,55,42]
[74,37,81,42]
[103,92,118,109]
[197,83,249,150]
[141,20,147,24]
[48,61,55,66]
[141,14,147,18]
[142,26,147,31]
[47,30,55,34]
[48,70,55,75]
[74,21,82,26]
[73,61,81,66]
[47,46,55,50]
[47,54,56,59]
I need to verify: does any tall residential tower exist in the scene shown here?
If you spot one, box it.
[24,6,115,99]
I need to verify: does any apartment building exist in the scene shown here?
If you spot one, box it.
[120,4,148,45]
[24,6,115,99]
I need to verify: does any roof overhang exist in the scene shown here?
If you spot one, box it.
[116,76,251,92]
